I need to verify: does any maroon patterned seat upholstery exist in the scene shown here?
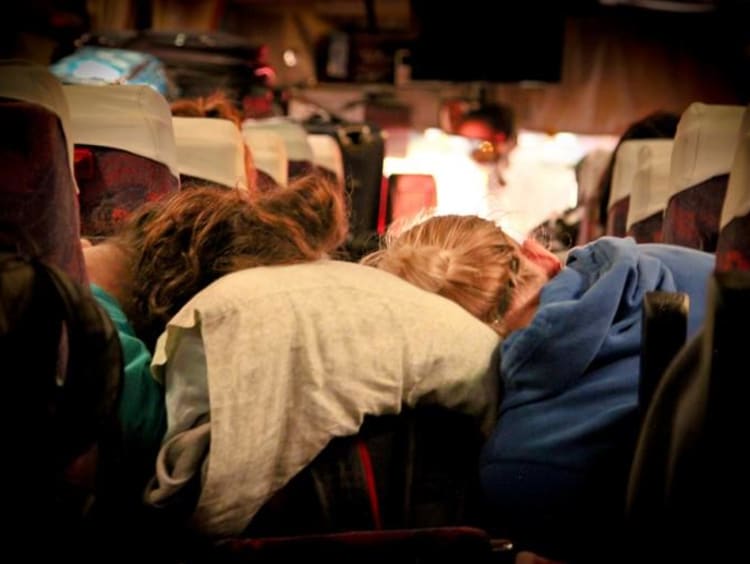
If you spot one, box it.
[662,176,730,251]
[662,103,745,251]
[606,197,629,238]
[628,212,664,244]
[74,145,179,237]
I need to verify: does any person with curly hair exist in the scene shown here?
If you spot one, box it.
[361,214,715,562]
[121,172,348,350]
[82,173,348,493]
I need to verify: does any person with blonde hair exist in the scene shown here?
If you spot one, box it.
[361,214,715,562]
[361,215,560,338]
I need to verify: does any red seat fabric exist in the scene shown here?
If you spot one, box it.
[0,99,86,283]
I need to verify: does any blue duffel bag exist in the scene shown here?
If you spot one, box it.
[50,46,169,96]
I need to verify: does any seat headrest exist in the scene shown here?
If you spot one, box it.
[307,134,345,182]
[63,83,179,178]
[670,102,745,195]
[242,117,313,161]
[577,149,612,204]
[625,140,674,230]
[242,129,288,187]
[173,117,248,190]
[609,139,662,210]
[720,105,750,229]
[0,59,78,193]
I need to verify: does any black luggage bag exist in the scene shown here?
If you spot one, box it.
[303,117,386,259]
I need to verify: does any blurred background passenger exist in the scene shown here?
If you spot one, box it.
[455,103,518,188]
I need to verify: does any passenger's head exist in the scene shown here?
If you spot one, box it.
[456,103,517,164]
[118,173,349,348]
[361,215,560,337]
[170,90,243,127]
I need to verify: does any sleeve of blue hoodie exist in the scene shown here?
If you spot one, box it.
[479,237,714,558]
[90,284,166,455]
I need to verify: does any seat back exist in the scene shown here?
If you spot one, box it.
[242,129,288,190]
[203,405,494,564]
[172,116,248,190]
[64,83,179,238]
[0,61,86,283]
[242,117,314,180]
[607,140,643,237]
[716,105,750,272]
[245,406,485,537]
[662,103,745,251]
[575,148,612,245]
[626,270,750,562]
[1,239,123,560]
[625,140,673,243]
[308,132,345,186]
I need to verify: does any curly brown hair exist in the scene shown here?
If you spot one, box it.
[170,90,243,128]
[118,173,349,348]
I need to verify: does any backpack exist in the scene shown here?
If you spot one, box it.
[0,236,123,554]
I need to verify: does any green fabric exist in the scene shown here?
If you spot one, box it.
[91,284,166,455]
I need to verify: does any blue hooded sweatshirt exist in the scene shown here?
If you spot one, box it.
[479,237,714,560]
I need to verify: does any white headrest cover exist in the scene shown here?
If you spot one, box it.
[0,60,78,192]
[308,134,344,182]
[609,140,649,209]
[625,140,674,229]
[577,149,611,203]
[720,105,750,229]
[64,83,179,178]
[669,102,745,196]
[172,117,248,190]
[242,117,313,161]
[242,129,288,187]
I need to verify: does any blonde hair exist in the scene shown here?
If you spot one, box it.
[361,215,543,336]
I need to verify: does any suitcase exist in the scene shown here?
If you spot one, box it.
[77,30,272,106]
[303,117,386,254]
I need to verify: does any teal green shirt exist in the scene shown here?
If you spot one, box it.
[91,285,166,457]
